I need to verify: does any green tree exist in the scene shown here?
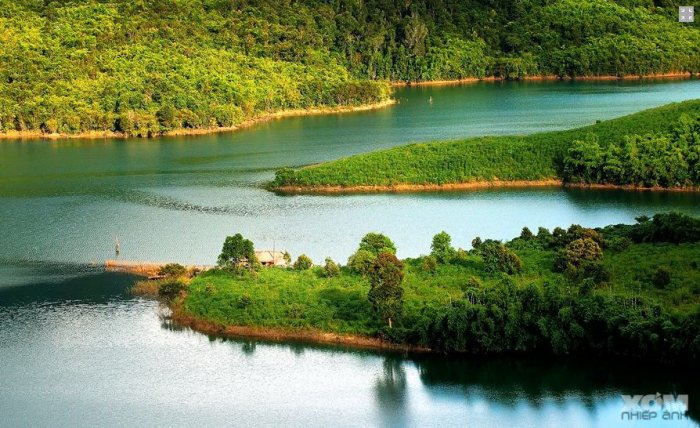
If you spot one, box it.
[478,240,523,275]
[294,254,313,270]
[359,233,397,256]
[431,231,455,264]
[218,234,255,269]
[368,252,405,328]
[348,249,376,275]
[323,257,340,278]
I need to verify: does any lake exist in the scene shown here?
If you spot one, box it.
[1,79,699,427]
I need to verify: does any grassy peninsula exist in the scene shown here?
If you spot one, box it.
[2,0,699,138]
[271,100,700,192]
[143,213,700,363]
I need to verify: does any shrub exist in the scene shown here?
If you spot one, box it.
[554,238,603,272]
[294,254,313,270]
[451,249,471,267]
[237,294,253,309]
[606,237,632,252]
[478,240,522,275]
[652,266,672,289]
[466,276,482,289]
[158,263,187,278]
[323,257,340,278]
[471,237,483,250]
[421,255,438,274]
[158,279,186,299]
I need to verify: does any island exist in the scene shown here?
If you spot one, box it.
[133,213,700,365]
[270,100,700,193]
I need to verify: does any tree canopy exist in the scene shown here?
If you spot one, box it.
[1,0,698,137]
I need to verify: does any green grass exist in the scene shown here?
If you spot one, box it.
[603,243,700,312]
[271,100,700,188]
[183,241,700,335]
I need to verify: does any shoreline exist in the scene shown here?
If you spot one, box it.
[0,99,396,141]
[2,72,695,141]
[272,180,700,194]
[171,305,430,353]
[391,72,695,87]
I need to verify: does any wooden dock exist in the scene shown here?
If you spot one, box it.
[105,260,213,277]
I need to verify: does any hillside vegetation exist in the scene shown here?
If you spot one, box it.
[1,0,699,137]
[271,100,700,190]
[159,213,700,363]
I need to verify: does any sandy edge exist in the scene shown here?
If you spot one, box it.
[171,304,430,353]
[0,99,396,141]
[391,72,695,87]
[273,180,700,194]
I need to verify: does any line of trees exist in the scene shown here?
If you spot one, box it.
[563,113,700,187]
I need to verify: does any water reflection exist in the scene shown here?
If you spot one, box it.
[374,356,408,428]
[0,264,135,305]
[413,355,699,423]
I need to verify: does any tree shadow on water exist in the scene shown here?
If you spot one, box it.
[374,356,408,428]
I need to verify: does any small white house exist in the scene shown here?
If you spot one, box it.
[255,250,288,267]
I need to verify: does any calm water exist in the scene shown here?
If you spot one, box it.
[1,80,700,427]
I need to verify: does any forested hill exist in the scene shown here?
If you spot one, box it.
[1,0,698,137]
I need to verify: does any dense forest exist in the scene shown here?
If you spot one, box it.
[563,112,700,187]
[271,100,700,190]
[1,0,699,136]
[138,213,700,364]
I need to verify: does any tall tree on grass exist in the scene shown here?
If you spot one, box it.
[218,233,255,270]
[368,252,405,329]
[349,232,397,275]
[431,231,455,264]
[359,232,397,255]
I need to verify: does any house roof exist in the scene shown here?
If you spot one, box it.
[255,250,286,263]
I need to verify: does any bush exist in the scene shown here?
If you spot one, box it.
[554,238,603,272]
[451,249,471,267]
[294,254,313,270]
[158,263,187,278]
[652,266,672,289]
[421,255,438,275]
[478,240,522,275]
[606,237,632,252]
[323,257,340,278]
[158,279,186,299]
